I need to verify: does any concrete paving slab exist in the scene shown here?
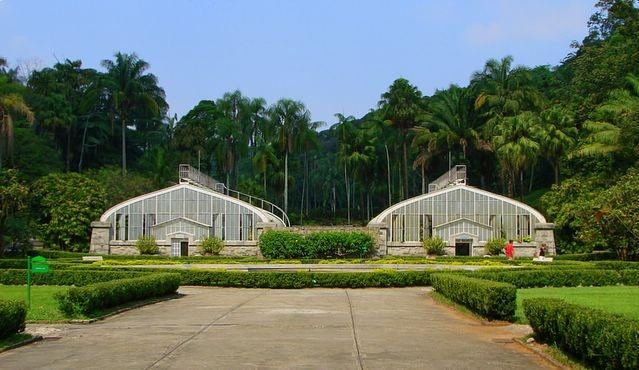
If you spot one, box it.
[0,287,554,369]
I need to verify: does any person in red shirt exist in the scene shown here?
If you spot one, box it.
[504,239,514,260]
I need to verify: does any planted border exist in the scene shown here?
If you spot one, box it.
[524,298,639,369]
[470,269,633,288]
[55,273,180,315]
[0,269,143,286]
[431,273,516,321]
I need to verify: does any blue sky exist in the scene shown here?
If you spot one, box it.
[1,0,595,127]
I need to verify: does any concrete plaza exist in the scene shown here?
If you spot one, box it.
[0,287,553,369]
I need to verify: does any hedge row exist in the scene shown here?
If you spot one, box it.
[431,273,516,321]
[0,269,143,286]
[173,269,432,288]
[0,300,27,339]
[524,298,639,369]
[55,273,181,315]
[554,251,617,261]
[259,230,375,259]
[470,269,639,288]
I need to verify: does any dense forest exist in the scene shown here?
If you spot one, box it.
[1,0,639,257]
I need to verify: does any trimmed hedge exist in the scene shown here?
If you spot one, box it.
[259,230,375,259]
[554,251,617,261]
[0,269,143,286]
[524,298,639,369]
[470,269,631,288]
[55,273,180,315]
[431,273,516,321]
[0,300,27,339]
[180,269,432,288]
[594,261,639,270]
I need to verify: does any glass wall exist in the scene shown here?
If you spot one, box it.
[380,187,543,243]
[103,185,264,242]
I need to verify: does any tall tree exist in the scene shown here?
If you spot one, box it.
[269,99,310,213]
[0,75,34,169]
[101,52,167,176]
[537,107,578,184]
[379,78,424,199]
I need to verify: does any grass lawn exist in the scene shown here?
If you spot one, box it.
[516,286,639,323]
[0,285,69,322]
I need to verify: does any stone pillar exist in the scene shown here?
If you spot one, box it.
[534,222,556,255]
[89,221,111,254]
[367,222,387,256]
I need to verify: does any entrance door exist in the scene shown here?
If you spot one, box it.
[455,242,470,256]
[180,241,189,257]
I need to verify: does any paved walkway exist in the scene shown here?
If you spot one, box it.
[1,287,552,369]
[123,263,498,272]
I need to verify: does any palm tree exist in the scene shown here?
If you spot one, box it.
[298,120,321,219]
[379,78,424,199]
[216,91,249,187]
[334,113,356,223]
[252,139,278,197]
[269,99,310,213]
[492,112,541,197]
[411,126,438,193]
[0,75,34,169]
[537,107,577,184]
[472,56,542,130]
[101,52,166,176]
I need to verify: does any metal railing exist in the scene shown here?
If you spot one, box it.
[428,165,467,192]
[178,164,290,226]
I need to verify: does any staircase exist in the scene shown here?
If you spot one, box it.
[428,165,467,192]
[178,164,290,226]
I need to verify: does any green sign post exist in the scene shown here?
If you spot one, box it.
[26,256,49,308]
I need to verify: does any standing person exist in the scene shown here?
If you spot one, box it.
[505,239,515,260]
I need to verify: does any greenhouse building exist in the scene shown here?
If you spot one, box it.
[89,165,288,256]
[367,166,555,257]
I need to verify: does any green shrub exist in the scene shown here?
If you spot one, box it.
[136,236,159,255]
[0,269,142,286]
[554,251,617,261]
[55,273,180,315]
[470,269,627,288]
[171,269,431,288]
[259,231,305,259]
[484,237,506,256]
[524,298,639,369]
[431,273,516,321]
[423,236,446,256]
[259,230,375,259]
[305,231,374,258]
[594,261,639,270]
[198,236,224,256]
[0,300,27,339]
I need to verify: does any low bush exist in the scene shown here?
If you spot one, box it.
[593,260,639,270]
[159,269,432,288]
[484,237,506,256]
[0,300,27,339]
[136,236,159,255]
[524,298,639,369]
[259,231,304,259]
[259,230,375,259]
[55,273,180,315]
[470,269,628,288]
[431,273,516,321]
[423,236,446,256]
[0,269,142,286]
[198,236,224,256]
[554,251,617,261]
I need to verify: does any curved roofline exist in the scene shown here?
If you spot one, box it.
[367,184,547,226]
[99,183,276,224]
